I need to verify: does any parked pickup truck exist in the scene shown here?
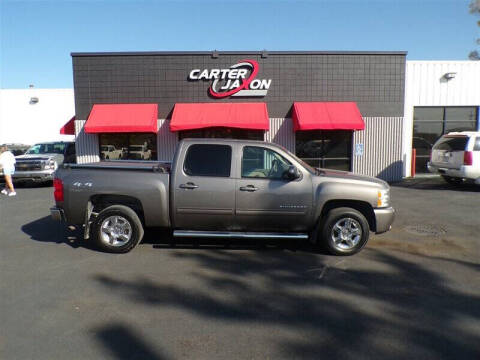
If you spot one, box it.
[14,141,76,183]
[51,139,394,255]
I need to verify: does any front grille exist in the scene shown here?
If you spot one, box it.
[15,161,43,171]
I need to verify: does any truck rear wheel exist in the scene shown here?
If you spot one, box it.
[320,207,370,256]
[92,205,144,253]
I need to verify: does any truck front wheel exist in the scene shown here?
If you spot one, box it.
[321,207,370,256]
[92,205,144,253]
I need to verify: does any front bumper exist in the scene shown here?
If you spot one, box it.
[12,169,54,182]
[374,207,395,234]
[50,207,65,222]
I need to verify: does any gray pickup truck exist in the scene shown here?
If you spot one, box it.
[51,139,394,255]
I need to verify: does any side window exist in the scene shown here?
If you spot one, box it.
[242,146,291,179]
[474,137,480,151]
[184,144,232,177]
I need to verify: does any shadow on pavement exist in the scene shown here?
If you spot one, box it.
[21,215,91,249]
[94,323,168,360]
[20,221,325,255]
[93,248,480,359]
[391,177,480,192]
[144,228,323,254]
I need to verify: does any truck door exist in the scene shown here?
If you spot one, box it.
[172,143,236,230]
[235,145,313,232]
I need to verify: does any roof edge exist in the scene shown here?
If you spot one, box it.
[71,50,408,57]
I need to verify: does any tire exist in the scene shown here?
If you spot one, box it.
[91,205,144,253]
[320,207,370,256]
[441,175,463,185]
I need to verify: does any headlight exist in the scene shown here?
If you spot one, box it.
[377,189,390,208]
[44,160,57,170]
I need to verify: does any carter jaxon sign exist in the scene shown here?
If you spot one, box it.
[188,59,272,98]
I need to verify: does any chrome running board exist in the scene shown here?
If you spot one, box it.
[173,230,308,240]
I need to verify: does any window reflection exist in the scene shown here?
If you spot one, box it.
[99,133,157,161]
[413,107,444,121]
[444,121,477,133]
[444,107,477,121]
[295,130,352,171]
[242,146,291,179]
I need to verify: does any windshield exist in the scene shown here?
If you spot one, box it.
[26,143,66,155]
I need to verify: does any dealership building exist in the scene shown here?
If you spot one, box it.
[2,51,479,182]
[64,51,405,181]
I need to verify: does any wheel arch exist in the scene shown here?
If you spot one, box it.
[320,199,376,232]
[89,194,145,224]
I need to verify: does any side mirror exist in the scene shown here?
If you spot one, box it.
[284,165,300,180]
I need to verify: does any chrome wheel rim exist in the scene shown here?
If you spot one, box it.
[331,217,362,250]
[100,216,132,247]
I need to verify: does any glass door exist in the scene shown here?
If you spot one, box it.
[413,106,478,173]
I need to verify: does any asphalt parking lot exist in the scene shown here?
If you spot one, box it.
[1,177,479,360]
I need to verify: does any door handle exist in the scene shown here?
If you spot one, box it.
[179,182,199,189]
[239,185,258,192]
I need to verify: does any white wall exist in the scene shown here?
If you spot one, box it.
[0,88,75,145]
[403,61,480,177]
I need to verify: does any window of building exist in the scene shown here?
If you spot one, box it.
[413,106,479,173]
[179,127,264,141]
[242,146,292,179]
[99,133,157,161]
[183,144,232,177]
[295,130,352,171]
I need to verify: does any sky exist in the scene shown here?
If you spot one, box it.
[0,0,478,88]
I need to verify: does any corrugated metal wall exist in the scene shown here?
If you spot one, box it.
[353,117,403,182]
[75,116,404,181]
[75,120,100,164]
[405,61,480,106]
[157,119,178,161]
[265,118,295,152]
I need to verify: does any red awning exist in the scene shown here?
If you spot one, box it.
[170,103,269,131]
[84,104,158,133]
[292,102,365,131]
[60,116,75,135]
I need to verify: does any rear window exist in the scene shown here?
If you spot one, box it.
[433,136,468,151]
[183,144,232,177]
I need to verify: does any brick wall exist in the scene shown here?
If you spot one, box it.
[72,51,406,120]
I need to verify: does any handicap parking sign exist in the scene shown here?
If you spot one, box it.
[355,143,364,156]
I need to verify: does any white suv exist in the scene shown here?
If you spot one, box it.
[428,131,480,185]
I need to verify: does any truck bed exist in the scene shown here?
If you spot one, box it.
[56,161,171,227]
